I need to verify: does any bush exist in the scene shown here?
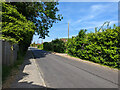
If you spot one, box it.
[37,45,40,48]
[67,26,120,68]
[43,39,66,53]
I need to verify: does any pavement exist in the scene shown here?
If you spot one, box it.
[10,47,119,89]
[10,48,46,88]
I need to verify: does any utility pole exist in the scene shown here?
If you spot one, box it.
[41,39,43,44]
[66,22,69,52]
[68,22,69,40]
[37,40,39,44]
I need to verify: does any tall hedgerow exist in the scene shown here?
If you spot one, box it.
[67,25,120,68]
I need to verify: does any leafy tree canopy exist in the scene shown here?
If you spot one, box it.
[8,1,63,39]
[2,2,35,52]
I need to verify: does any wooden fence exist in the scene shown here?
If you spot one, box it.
[1,40,19,66]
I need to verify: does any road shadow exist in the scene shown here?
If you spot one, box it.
[2,49,57,90]
[30,47,51,59]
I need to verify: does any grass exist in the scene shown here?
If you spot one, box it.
[2,49,26,83]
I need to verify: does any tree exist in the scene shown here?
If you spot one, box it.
[2,2,35,51]
[8,2,63,39]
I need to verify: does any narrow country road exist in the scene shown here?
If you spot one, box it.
[30,47,118,88]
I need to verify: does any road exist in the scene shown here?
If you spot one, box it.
[30,47,118,88]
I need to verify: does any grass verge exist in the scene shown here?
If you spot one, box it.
[2,49,26,84]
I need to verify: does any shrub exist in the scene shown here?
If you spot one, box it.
[67,26,119,68]
[43,39,66,53]
[37,45,40,48]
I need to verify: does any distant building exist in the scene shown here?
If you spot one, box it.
[60,38,68,42]
[37,43,41,45]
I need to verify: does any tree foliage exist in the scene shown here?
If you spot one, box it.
[2,2,35,51]
[8,2,63,39]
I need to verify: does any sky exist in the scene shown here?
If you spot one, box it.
[32,2,118,44]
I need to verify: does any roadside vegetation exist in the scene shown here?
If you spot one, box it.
[2,49,25,83]
[2,2,35,82]
[43,39,66,53]
[41,22,120,69]
[2,2,62,83]
[67,25,119,69]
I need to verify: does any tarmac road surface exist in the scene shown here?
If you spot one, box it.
[31,47,118,88]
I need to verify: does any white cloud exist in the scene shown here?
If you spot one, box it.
[73,15,95,25]
[110,20,118,25]
[91,4,105,12]
[90,4,114,17]
[73,20,118,31]
[72,3,117,27]
[72,5,106,25]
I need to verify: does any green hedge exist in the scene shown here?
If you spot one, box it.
[43,39,66,53]
[67,27,120,68]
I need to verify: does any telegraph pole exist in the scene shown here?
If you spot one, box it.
[42,39,43,44]
[68,22,69,40]
[66,22,69,52]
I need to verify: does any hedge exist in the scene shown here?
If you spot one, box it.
[67,26,120,68]
[43,39,66,53]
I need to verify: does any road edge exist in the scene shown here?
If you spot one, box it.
[30,49,47,87]
[51,52,118,72]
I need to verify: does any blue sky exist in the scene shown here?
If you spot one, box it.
[32,2,118,44]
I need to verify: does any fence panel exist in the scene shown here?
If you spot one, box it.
[2,40,19,66]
